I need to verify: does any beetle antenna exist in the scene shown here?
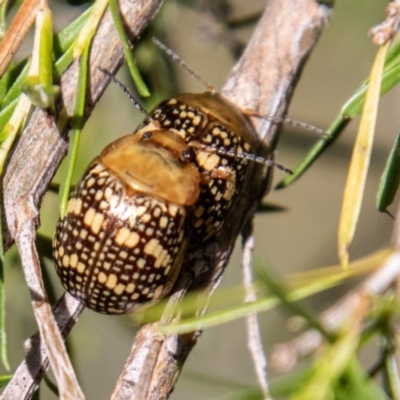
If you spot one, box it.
[247,111,326,136]
[151,37,215,94]
[99,67,152,120]
[280,118,325,135]
[188,141,293,175]
[151,39,323,138]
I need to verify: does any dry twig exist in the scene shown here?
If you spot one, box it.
[242,223,270,399]
[369,0,400,45]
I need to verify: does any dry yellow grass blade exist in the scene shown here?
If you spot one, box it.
[338,41,390,269]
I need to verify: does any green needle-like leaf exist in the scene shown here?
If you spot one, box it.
[334,359,387,400]
[293,325,361,400]
[377,132,400,215]
[256,265,335,341]
[109,0,150,97]
[54,8,92,78]
[53,7,92,58]
[0,62,29,109]
[59,40,90,217]
[276,116,350,189]
[277,39,400,189]
[0,99,18,142]
[149,248,390,335]
[0,374,12,387]
[0,94,31,174]
[22,6,59,112]
[72,0,108,59]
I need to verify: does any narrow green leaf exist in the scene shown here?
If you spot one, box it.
[37,7,53,87]
[338,42,389,268]
[0,374,12,387]
[58,0,119,216]
[343,61,400,119]
[54,44,76,79]
[0,4,96,182]
[59,41,90,217]
[343,41,400,119]
[0,64,14,104]
[377,132,400,214]
[293,327,361,400]
[335,359,388,400]
[0,62,29,108]
[1,6,91,109]
[276,115,350,189]
[53,7,92,58]
[22,7,59,111]
[72,0,108,59]
[276,39,400,190]
[382,38,400,71]
[109,0,150,97]
[256,266,335,341]
[0,95,31,174]
[53,9,92,78]
[384,352,400,399]
[152,248,390,335]
[0,99,18,142]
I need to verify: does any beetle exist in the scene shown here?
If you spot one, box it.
[52,90,269,315]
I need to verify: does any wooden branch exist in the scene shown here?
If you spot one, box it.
[2,294,84,399]
[111,1,331,399]
[1,0,162,398]
[12,223,85,400]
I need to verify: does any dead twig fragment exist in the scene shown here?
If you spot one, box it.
[1,294,84,399]
[242,223,270,399]
[370,0,400,45]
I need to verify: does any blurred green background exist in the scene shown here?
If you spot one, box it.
[2,0,399,398]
